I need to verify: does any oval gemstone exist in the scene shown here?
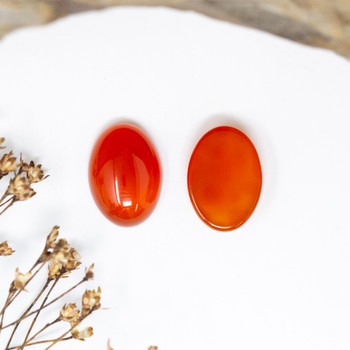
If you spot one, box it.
[89,123,161,226]
[187,126,262,231]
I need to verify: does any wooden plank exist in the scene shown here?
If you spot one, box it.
[0,0,349,58]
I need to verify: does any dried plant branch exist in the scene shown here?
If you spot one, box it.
[0,226,100,349]
[19,277,60,349]
[5,279,51,349]
[2,277,87,331]
[0,262,46,330]
[8,336,72,350]
[0,197,14,208]
[0,199,15,215]
[25,318,60,346]
[0,137,48,259]
[20,276,61,348]
[45,307,96,349]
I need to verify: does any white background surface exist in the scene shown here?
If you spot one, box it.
[0,6,350,350]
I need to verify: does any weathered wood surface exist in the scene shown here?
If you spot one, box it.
[0,0,350,58]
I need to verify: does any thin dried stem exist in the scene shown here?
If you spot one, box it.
[25,318,60,346]
[0,192,8,204]
[0,291,14,334]
[44,329,72,349]
[2,277,86,330]
[5,279,51,349]
[1,223,99,349]
[1,263,46,318]
[45,309,93,350]
[0,196,13,207]
[0,200,14,215]
[25,278,86,320]
[20,276,60,349]
[8,336,72,349]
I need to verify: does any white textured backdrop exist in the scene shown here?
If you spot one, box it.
[0,6,350,350]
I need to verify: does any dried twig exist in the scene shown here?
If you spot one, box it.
[0,137,48,257]
[0,226,99,349]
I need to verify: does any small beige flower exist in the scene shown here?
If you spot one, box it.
[107,340,114,350]
[66,248,81,271]
[0,241,15,256]
[60,303,80,322]
[7,174,35,201]
[38,226,62,264]
[48,261,61,279]
[47,242,81,279]
[71,326,93,341]
[54,238,70,251]
[0,137,5,149]
[22,161,47,183]
[46,225,59,249]
[82,287,101,312]
[85,264,94,281]
[0,152,19,176]
[14,268,32,290]
[148,347,158,350]
[52,250,68,265]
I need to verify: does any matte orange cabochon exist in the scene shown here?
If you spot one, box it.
[187,126,262,231]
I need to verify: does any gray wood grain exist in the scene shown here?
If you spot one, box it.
[1,0,350,58]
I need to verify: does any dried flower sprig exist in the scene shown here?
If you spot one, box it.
[0,226,101,349]
[0,137,48,257]
[0,137,48,217]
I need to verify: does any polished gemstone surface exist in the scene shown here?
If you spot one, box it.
[89,123,161,226]
[188,126,262,231]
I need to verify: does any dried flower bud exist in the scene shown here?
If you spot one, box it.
[0,137,5,149]
[0,241,15,256]
[7,174,35,201]
[48,239,81,279]
[85,264,94,281]
[22,161,47,183]
[66,248,81,271]
[46,225,59,249]
[54,238,70,251]
[37,251,51,264]
[71,326,93,341]
[52,250,68,265]
[60,303,80,322]
[82,287,101,313]
[148,347,158,350]
[107,340,114,350]
[14,268,32,291]
[0,152,19,177]
[48,261,61,279]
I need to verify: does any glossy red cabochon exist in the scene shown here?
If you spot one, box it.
[89,123,161,226]
[188,126,262,231]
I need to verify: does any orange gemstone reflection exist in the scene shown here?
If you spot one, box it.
[187,126,262,231]
[89,123,161,226]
